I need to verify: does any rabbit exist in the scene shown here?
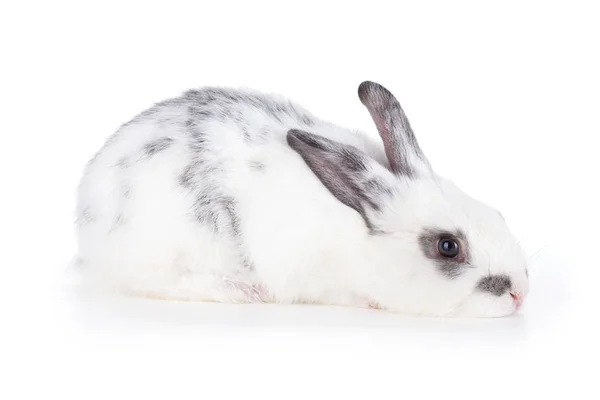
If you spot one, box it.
[74,80,529,317]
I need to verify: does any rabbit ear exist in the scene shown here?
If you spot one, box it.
[287,129,394,232]
[358,81,432,178]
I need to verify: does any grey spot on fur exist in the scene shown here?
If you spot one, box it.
[358,81,428,178]
[287,129,388,233]
[122,183,131,198]
[178,157,252,269]
[183,87,316,141]
[144,137,174,157]
[138,107,160,119]
[477,275,512,296]
[301,115,314,126]
[255,128,270,142]
[116,156,130,169]
[185,162,230,233]
[187,123,207,153]
[114,86,320,158]
[285,100,315,126]
[222,197,241,237]
[76,206,95,227]
[242,258,254,270]
[157,97,189,109]
[159,117,174,125]
[418,229,471,279]
[188,183,255,271]
[109,213,126,232]
[248,160,266,172]
[192,194,220,232]
[242,126,251,141]
[221,198,255,271]
[179,163,197,188]
[184,89,202,98]
[188,106,213,119]
[191,193,242,238]
[364,178,393,197]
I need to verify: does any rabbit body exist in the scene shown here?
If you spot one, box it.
[77,87,388,307]
[76,82,530,317]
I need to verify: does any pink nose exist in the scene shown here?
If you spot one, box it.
[510,292,523,309]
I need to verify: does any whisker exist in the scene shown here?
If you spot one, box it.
[527,243,550,267]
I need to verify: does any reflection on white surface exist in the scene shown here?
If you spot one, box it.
[5,245,580,398]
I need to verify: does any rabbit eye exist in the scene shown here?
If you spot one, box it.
[419,229,470,278]
[437,237,460,258]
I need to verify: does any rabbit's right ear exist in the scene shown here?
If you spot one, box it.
[287,129,394,232]
[358,81,432,178]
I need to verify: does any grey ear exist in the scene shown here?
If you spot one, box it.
[358,81,431,178]
[287,129,393,232]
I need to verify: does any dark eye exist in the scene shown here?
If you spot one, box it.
[437,237,460,258]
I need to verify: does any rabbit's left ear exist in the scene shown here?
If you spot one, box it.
[358,81,432,178]
[287,129,395,233]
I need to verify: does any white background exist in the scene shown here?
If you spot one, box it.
[1,1,598,399]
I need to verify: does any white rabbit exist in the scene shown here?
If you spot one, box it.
[75,81,529,317]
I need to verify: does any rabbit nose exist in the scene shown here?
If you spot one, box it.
[510,292,523,309]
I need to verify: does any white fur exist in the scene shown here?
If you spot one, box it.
[75,85,529,317]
